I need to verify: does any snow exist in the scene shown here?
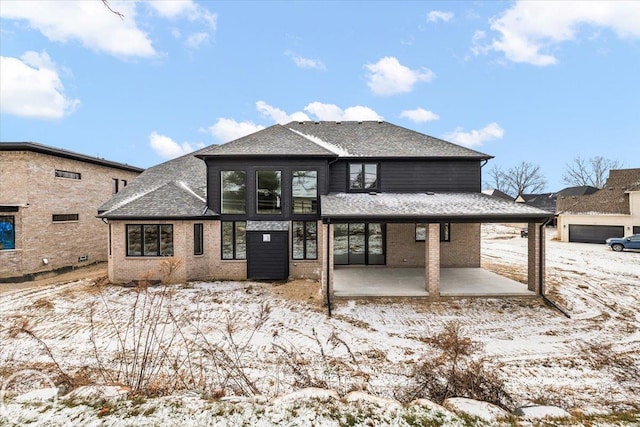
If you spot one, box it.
[515,404,571,419]
[287,128,350,156]
[443,397,509,422]
[1,224,639,424]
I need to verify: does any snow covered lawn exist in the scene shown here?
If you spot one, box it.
[1,224,639,425]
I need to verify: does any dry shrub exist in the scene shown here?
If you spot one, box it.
[33,298,54,310]
[400,321,514,410]
[160,258,183,285]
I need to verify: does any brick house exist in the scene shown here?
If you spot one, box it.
[98,121,551,298]
[0,142,143,281]
[557,169,640,243]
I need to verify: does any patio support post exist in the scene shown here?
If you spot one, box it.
[425,223,441,299]
[527,222,544,294]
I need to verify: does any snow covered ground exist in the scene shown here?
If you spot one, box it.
[0,224,639,425]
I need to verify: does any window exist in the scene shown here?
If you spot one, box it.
[415,223,451,242]
[55,169,81,180]
[112,178,119,194]
[52,214,79,222]
[122,179,128,188]
[292,221,317,260]
[221,171,246,214]
[292,170,317,214]
[0,216,15,250]
[257,170,281,214]
[349,163,377,190]
[194,223,204,255]
[126,224,173,256]
[222,221,246,260]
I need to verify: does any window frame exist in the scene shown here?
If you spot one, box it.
[347,163,379,192]
[126,224,174,257]
[291,170,318,215]
[52,214,79,222]
[292,220,318,260]
[55,169,81,180]
[112,178,119,194]
[0,215,15,250]
[221,170,247,214]
[221,220,246,260]
[415,223,451,242]
[256,170,282,215]
[194,223,204,255]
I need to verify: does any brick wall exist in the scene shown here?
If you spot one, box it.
[0,150,141,279]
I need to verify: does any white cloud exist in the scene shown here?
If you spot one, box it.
[206,118,265,143]
[149,131,204,159]
[304,102,383,121]
[364,57,435,96]
[146,0,217,30]
[0,51,79,119]
[400,108,440,123]
[284,50,326,71]
[427,10,454,23]
[256,101,310,124]
[186,32,209,49]
[0,1,156,59]
[477,1,640,66]
[444,122,504,147]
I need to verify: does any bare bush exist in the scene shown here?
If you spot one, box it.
[400,321,514,410]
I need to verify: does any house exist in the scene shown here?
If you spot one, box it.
[0,142,144,282]
[557,169,640,243]
[98,121,552,299]
[515,186,598,227]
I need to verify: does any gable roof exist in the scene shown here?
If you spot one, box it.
[482,189,513,201]
[197,121,493,159]
[557,168,640,215]
[196,124,337,157]
[98,148,213,218]
[0,141,144,173]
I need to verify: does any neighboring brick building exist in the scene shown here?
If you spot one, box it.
[99,121,551,298]
[0,142,143,281]
[557,169,640,243]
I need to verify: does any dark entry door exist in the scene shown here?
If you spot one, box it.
[247,231,289,280]
[568,225,624,244]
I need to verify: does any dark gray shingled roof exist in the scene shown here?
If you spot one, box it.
[196,124,337,157]
[98,148,212,218]
[321,192,553,220]
[285,121,493,159]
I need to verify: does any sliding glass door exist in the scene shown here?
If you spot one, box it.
[334,223,385,265]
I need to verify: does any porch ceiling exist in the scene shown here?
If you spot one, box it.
[333,267,535,297]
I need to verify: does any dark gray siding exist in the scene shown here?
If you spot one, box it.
[569,225,624,244]
[247,231,289,280]
[329,159,482,193]
[206,158,328,220]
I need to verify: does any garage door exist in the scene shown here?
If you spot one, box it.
[569,225,624,244]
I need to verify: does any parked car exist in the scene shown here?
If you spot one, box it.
[605,234,640,252]
[520,228,528,238]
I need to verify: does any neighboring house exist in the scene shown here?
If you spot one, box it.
[516,186,598,227]
[98,121,552,298]
[0,142,144,281]
[482,189,514,201]
[557,169,640,243]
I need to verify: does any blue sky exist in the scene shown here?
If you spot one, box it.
[1,0,639,191]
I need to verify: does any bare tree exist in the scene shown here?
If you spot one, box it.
[562,156,624,189]
[504,162,547,196]
[102,0,124,19]
[485,165,510,193]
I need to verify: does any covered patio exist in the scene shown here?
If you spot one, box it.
[333,267,535,297]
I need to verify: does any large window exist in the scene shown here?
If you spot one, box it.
[221,171,246,214]
[222,221,246,260]
[334,222,384,265]
[349,163,378,191]
[415,223,451,242]
[256,170,281,214]
[292,221,317,260]
[194,223,204,255]
[0,216,15,250]
[126,224,174,256]
[55,169,81,180]
[292,170,318,214]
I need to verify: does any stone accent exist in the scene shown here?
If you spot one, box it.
[425,223,440,298]
[0,150,141,280]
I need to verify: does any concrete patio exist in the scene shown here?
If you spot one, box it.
[333,267,535,297]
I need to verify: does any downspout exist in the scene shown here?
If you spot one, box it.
[326,218,332,317]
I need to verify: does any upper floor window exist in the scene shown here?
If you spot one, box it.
[52,214,79,222]
[221,171,246,214]
[256,170,281,214]
[349,163,377,191]
[112,178,119,194]
[122,179,128,187]
[126,224,174,257]
[55,169,81,180]
[415,223,451,242]
[292,170,317,214]
[0,216,15,250]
